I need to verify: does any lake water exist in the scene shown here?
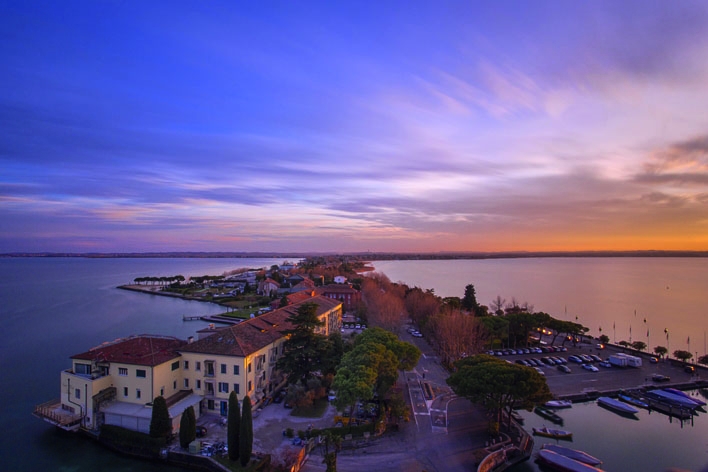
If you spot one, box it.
[2,256,708,471]
[373,258,708,358]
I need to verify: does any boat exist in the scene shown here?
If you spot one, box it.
[541,444,603,466]
[618,393,649,409]
[533,426,573,440]
[545,400,573,409]
[597,396,639,416]
[535,406,564,424]
[646,389,701,409]
[537,449,602,471]
[663,388,707,406]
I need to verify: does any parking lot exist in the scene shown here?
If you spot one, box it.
[485,343,705,398]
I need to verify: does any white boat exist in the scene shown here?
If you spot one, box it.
[542,444,603,466]
[663,388,707,406]
[537,449,603,472]
[545,400,573,409]
[597,396,639,415]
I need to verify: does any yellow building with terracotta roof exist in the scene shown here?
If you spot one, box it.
[35,296,342,432]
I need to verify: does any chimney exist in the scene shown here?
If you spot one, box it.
[187,336,194,344]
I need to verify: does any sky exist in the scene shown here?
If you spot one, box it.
[2,1,708,253]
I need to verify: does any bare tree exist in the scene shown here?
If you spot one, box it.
[490,295,506,315]
[429,310,486,367]
[362,276,407,332]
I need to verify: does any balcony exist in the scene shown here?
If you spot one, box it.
[33,399,83,432]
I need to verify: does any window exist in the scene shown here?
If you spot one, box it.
[183,361,189,370]
[75,388,81,399]
[173,380,177,390]
[118,367,128,376]
[136,389,141,399]
[123,387,128,397]
[196,361,201,371]
[171,361,179,371]
[233,383,240,394]
[220,364,227,374]
[248,362,251,373]
[233,365,239,375]
[75,363,91,375]
[160,387,164,396]
[196,380,201,390]
[248,380,252,392]
[206,382,215,396]
[184,379,189,388]
[136,369,146,378]
[205,361,215,377]
[218,382,229,393]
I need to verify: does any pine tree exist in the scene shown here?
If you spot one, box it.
[239,395,253,467]
[149,396,172,439]
[227,391,240,461]
[179,406,196,448]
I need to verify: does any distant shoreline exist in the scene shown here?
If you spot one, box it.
[2,250,708,260]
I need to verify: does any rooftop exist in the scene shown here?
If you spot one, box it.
[71,335,186,366]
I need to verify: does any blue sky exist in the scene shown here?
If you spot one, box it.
[2,1,708,252]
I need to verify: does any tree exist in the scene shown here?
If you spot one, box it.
[598,334,610,345]
[631,341,647,352]
[654,346,668,358]
[239,396,253,467]
[674,350,693,362]
[447,355,551,432]
[618,340,630,348]
[279,294,289,308]
[462,284,480,314]
[149,396,172,439]
[479,316,509,349]
[277,302,329,385]
[429,309,485,366]
[179,406,196,448]
[698,354,708,366]
[321,431,342,472]
[490,295,506,316]
[228,391,240,461]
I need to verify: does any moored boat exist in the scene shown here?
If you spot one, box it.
[537,449,602,471]
[663,388,707,406]
[535,406,564,424]
[598,396,639,416]
[618,393,649,409]
[533,426,573,440]
[542,444,603,466]
[545,399,573,409]
[646,389,701,409]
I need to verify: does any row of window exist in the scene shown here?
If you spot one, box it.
[118,367,146,377]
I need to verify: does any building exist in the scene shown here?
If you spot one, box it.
[35,297,342,433]
[318,284,361,311]
[33,335,202,433]
[178,296,342,413]
[257,278,280,296]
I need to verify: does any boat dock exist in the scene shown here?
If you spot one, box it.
[182,314,243,325]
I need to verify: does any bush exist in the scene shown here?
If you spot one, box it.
[150,396,172,439]
[100,424,165,458]
[285,428,294,438]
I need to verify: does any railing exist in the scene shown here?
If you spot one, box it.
[33,400,83,429]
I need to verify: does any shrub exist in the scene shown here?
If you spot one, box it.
[149,396,172,439]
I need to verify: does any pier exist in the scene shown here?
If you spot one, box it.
[182,314,243,325]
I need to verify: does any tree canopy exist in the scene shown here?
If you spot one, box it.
[654,345,668,358]
[149,396,172,439]
[239,396,253,467]
[673,350,693,362]
[277,302,329,385]
[179,406,196,449]
[228,391,240,461]
[447,354,551,430]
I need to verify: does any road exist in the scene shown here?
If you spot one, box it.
[302,329,487,472]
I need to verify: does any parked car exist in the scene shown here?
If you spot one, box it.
[582,364,599,372]
[649,357,659,364]
[652,373,671,382]
[412,331,423,338]
[590,354,603,362]
[515,359,529,366]
[598,361,612,368]
[534,367,545,376]
[557,365,571,373]
[568,355,583,363]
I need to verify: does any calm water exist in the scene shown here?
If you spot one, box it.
[0,257,282,472]
[2,257,708,471]
[374,257,708,472]
[373,258,708,358]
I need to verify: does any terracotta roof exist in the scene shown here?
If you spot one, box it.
[317,284,359,294]
[287,290,316,304]
[178,296,342,357]
[71,335,186,366]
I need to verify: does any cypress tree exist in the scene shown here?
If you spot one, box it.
[239,395,253,467]
[149,396,172,439]
[179,406,196,448]
[227,391,240,461]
